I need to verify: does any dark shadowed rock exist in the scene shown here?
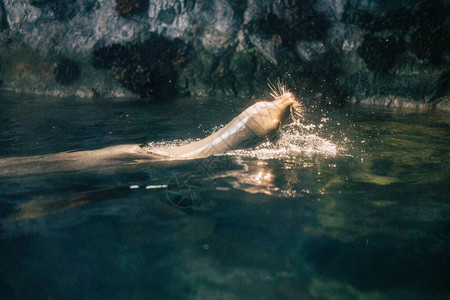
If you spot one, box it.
[408,0,450,64]
[0,0,448,108]
[115,0,148,16]
[0,0,7,31]
[54,58,80,85]
[30,0,78,21]
[92,33,187,98]
[358,35,405,73]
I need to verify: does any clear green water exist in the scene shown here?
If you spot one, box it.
[0,91,449,299]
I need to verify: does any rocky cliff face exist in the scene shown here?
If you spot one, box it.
[0,0,449,109]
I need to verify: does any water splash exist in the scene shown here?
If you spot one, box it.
[144,138,198,157]
[145,119,343,160]
[222,121,341,160]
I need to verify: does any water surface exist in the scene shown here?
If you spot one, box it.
[1,91,449,299]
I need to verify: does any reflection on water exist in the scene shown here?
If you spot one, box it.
[0,91,449,299]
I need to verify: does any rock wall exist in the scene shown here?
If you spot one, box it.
[0,0,449,108]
